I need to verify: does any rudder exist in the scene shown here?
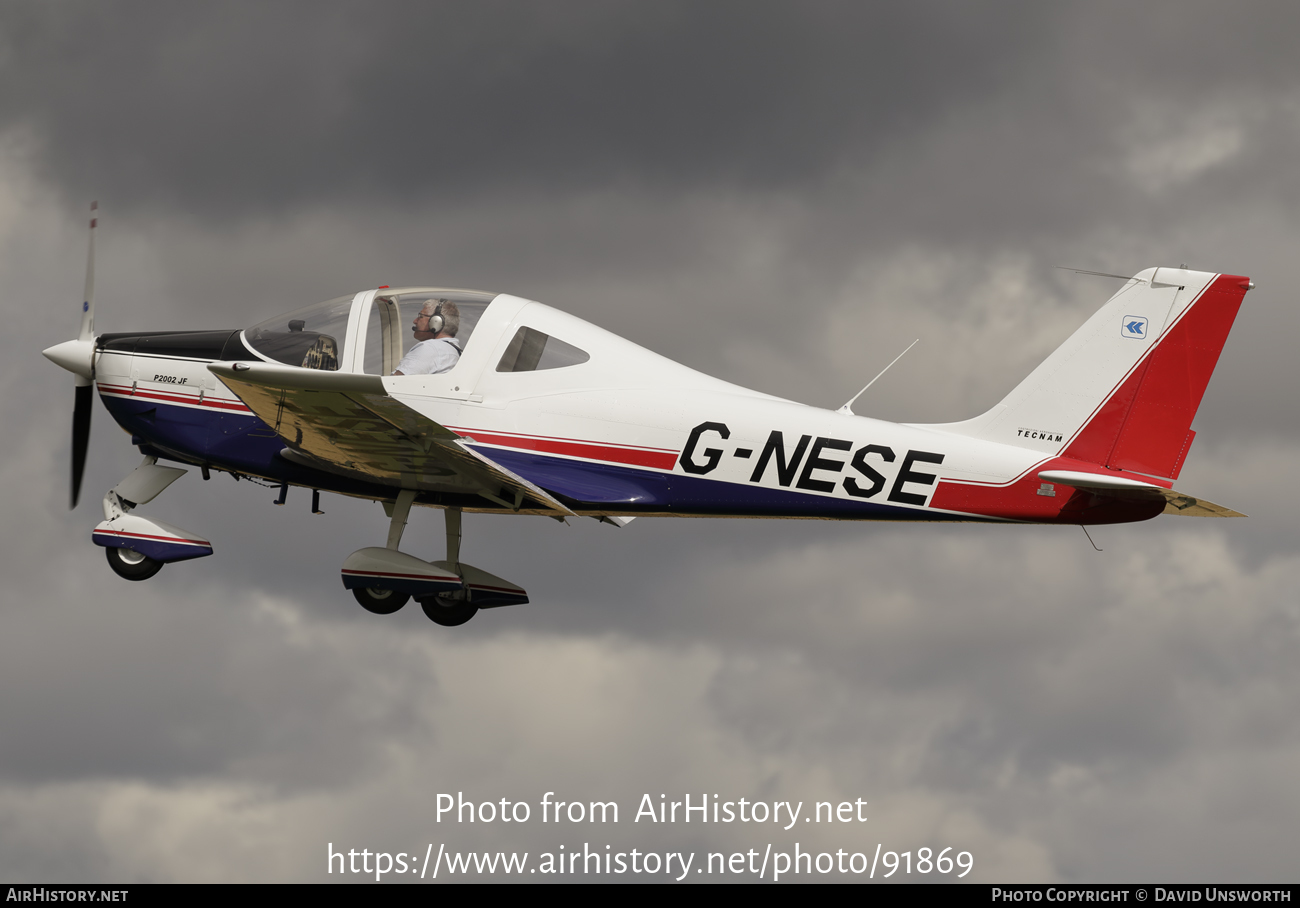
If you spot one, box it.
[925,267,1251,480]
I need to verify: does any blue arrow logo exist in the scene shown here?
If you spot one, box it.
[1122,315,1148,338]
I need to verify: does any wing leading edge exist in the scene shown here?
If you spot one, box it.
[206,361,575,516]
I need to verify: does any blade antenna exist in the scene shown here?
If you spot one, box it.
[1055,266,1143,283]
[837,339,918,416]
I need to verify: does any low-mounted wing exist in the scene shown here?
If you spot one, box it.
[207,361,575,515]
[1038,470,1244,518]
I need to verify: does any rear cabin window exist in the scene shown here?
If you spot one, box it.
[495,327,590,372]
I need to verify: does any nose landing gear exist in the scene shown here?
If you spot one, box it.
[92,457,214,579]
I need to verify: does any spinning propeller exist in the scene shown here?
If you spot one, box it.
[42,202,99,508]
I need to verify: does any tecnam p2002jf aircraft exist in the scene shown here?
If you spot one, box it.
[44,208,1252,626]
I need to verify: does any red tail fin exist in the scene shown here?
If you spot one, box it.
[1064,273,1250,479]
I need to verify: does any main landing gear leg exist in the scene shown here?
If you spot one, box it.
[350,490,418,614]
[445,506,461,568]
[419,507,477,627]
[385,489,417,551]
[342,493,463,616]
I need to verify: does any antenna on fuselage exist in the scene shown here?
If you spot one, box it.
[837,338,918,416]
[1055,266,1144,282]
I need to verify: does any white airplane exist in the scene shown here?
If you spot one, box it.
[44,206,1253,626]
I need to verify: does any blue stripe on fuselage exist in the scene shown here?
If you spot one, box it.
[474,446,966,520]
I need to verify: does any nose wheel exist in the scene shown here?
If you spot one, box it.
[105,546,164,581]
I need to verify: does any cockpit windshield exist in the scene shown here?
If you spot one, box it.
[245,294,353,370]
[243,288,497,374]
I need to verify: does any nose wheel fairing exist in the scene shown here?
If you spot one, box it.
[91,457,214,567]
[92,514,213,563]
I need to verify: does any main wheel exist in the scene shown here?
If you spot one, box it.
[352,587,410,615]
[419,593,478,627]
[105,546,164,581]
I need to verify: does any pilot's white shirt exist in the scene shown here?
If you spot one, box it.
[395,336,461,375]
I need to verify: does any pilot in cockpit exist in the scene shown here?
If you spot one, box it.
[393,298,462,375]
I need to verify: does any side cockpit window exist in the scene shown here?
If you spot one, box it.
[364,291,492,376]
[496,326,590,372]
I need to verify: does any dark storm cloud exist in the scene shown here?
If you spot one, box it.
[8,0,1300,244]
[3,1,1053,212]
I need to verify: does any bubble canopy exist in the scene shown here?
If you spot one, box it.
[243,288,497,374]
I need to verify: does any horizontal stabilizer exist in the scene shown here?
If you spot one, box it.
[1038,470,1244,518]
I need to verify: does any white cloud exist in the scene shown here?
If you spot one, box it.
[1122,102,1255,193]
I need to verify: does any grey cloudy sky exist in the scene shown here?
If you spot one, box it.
[3,1,1299,882]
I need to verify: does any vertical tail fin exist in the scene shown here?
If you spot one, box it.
[926,267,1251,480]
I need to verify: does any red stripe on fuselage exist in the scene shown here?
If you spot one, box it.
[448,426,679,470]
[97,382,251,413]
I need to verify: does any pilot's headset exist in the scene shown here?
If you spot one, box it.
[424,298,449,334]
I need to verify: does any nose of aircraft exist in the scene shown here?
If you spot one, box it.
[43,338,96,379]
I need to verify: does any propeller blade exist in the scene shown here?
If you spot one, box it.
[71,382,92,509]
[70,202,98,508]
[78,201,96,342]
